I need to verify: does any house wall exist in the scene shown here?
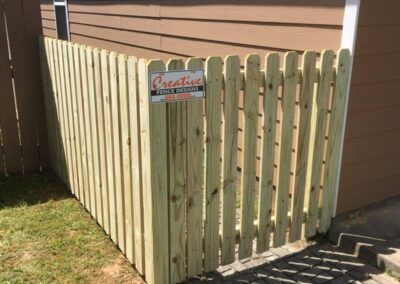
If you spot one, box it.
[40,0,56,37]
[62,0,344,61]
[336,0,400,213]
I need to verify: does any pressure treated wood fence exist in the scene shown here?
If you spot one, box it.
[39,36,351,284]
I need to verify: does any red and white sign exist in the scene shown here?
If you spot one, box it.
[149,69,204,103]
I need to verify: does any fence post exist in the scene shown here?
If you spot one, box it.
[138,59,170,284]
[319,49,351,232]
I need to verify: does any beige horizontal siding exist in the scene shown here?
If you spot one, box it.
[342,130,400,166]
[358,0,400,26]
[337,174,400,213]
[344,105,400,140]
[40,1,55,37]
[340,153,400,190]
[66,0,344,60]
[337,0,400,213]
[356,25,400,55]
[347,80,400,112]
[351,53,400,85]
[68,0,344,25]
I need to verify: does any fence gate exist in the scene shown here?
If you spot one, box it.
[40,37,351,284]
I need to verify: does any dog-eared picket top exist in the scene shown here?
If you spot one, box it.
[39,36,351,284]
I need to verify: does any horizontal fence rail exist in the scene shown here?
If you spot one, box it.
[39,36,351,284]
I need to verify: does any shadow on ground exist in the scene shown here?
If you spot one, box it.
[185,243,398,283]
[329,196,400,279]
[0,171,71,209]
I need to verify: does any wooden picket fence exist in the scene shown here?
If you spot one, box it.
[39,36,351,284]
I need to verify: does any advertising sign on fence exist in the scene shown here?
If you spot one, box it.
[149,69,205,103]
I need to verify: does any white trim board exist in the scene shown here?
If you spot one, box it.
[332,0,361,216]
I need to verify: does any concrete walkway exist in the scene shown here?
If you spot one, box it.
[184,242,398,283]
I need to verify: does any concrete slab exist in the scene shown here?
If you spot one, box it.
[329,195,400,278]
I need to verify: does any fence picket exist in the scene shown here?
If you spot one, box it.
[256,53,280,253]
[102,49,117,242]
[53,39,64,180]
[60,41,73,190]
[274,52,298,247]
[239,54,261,259]
[80,45,95,213]
[139,59,169,284]
[94,48,110,234]
[128,56,144,272]
[62,41,77,196]
[88,47,103,225]
[41,39,56,174]
[118,54,132,257]
[39,38,55,175]
[290,52,317,242]
[204,56,223,271]
[73,43,87,205]
[319,49,351,233]
[305,50,334,237]
[166,59,187,283]
[46,39,57,174]
[221,55,240,265]
[185,57,204,277]
[60,40,71,186]
[110,52,126,251]
[53,40,67,183]
[67,42,81,201]
[85,47,97,219]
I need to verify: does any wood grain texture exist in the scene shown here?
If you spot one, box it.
[88,47,104,226]
[110,52,126,252]
[304,50,334,238]
[119,54,133,261]
[128,56,145,273]
[94,47,109,233]
[86,47,99,220]
[101,49,118,243]
[165,59,187,283]
[185,57,205,277]
[138,59,169,284]
[204,56,223,271]
[54,40,68,183]
[221,55,240,265]
[81,45,96,214]
[256,53,280,254]
[68,42,83,202]
[98,49,111,235]
[239,54,261,259]
[73,43,87,205]
[319,49,351,233]
[273,52,298,248]
[39,37,54,175]
[62,41,77,196]
[290,52,317,242]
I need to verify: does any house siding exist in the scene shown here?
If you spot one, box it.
[337,0,400,213]
[65,0,344,60]
[40,0,56,37]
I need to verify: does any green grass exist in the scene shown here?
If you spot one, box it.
[0,172,143,284]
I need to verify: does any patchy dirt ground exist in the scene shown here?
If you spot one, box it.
[0,172,144,284]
